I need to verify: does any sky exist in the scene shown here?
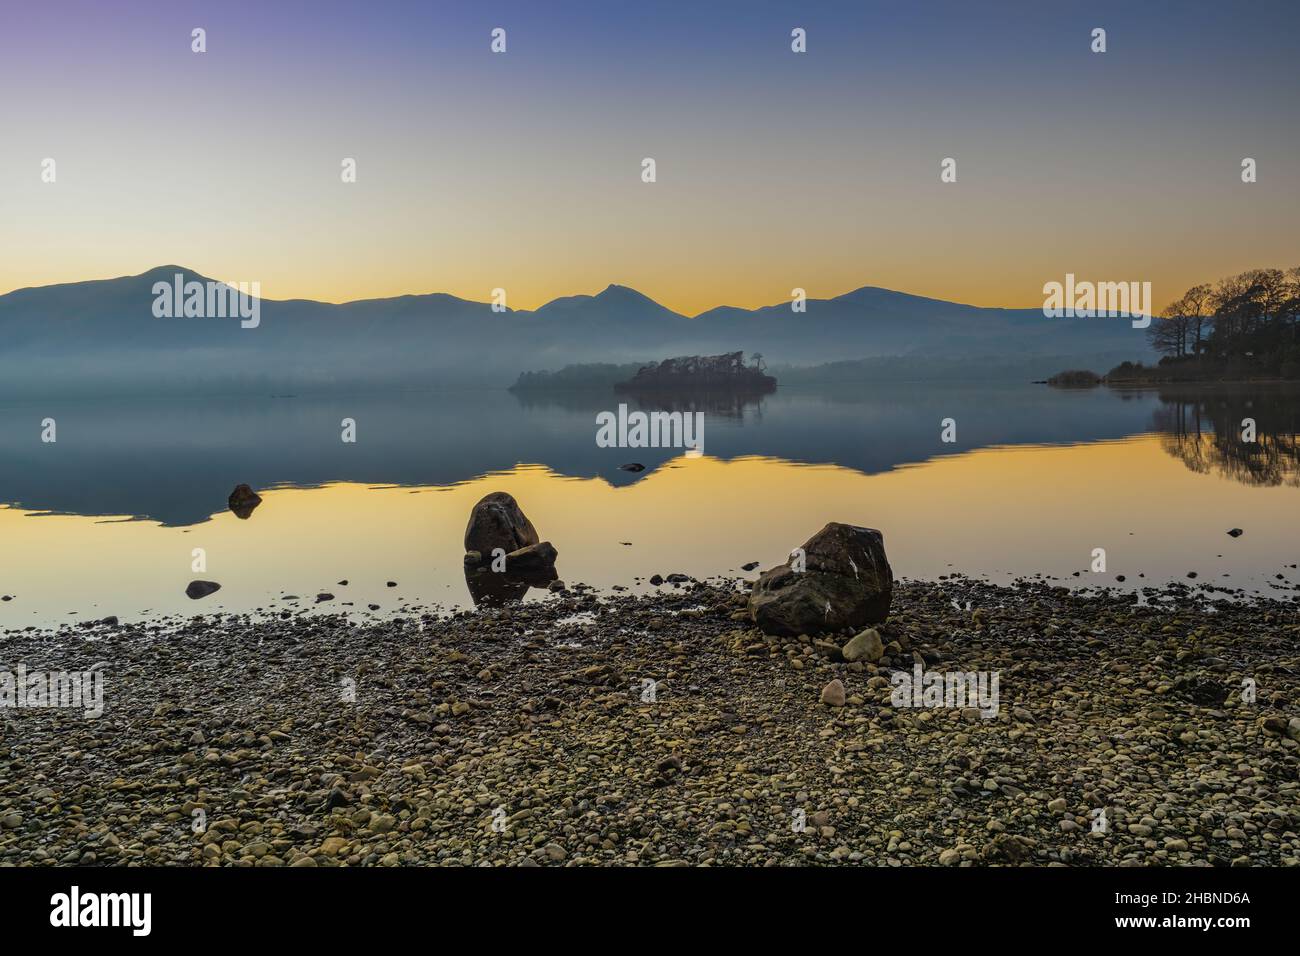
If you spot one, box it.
[1,0,1297,314]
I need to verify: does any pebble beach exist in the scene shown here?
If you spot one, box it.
[1,578,1297,867]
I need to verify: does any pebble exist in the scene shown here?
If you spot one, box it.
[0,578,1294,869]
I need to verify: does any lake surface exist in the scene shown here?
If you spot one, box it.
[2,382,1299,628]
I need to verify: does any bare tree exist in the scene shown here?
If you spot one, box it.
[1149,304,1190,357]
[1181,283,1213,354]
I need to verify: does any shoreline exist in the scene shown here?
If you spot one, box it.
[1,577,1297,867]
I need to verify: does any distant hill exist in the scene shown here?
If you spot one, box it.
[774,354,1139,385]
[0,266,1156,395]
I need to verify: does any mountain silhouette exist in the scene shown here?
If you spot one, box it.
[0,267,1153,395]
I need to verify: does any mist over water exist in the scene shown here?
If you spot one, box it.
[2,382,1298,627]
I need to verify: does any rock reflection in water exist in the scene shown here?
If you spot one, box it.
[463,565,558,607]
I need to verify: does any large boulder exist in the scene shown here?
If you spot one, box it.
[464,492,540,556]
[747,523,892,636]
[462,493,558,604]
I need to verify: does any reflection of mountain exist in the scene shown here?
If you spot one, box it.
[0,266,1154,396]
[0,383,1170,526]
[1154,388,1300,486]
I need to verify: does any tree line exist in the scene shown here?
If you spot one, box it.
[1146,267,1300,378]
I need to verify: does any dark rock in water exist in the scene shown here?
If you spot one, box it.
[386,581,397,587]
[747,523,892,636]
[315,593,334,603]
[465,541,559,578]
[464,491,540,556]
[620,463,645,472]
[337,580,348,586]
[227,484,262,520]
[505,541,559,575]
[1,595,11,602]
[100,616,119,627]
[185,580,222,600]
[1227,528,1244,537]
[461,492,558,605]
[649,574,664,585]
[741,561,760,571]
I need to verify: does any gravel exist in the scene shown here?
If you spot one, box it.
[1,577,1297,867]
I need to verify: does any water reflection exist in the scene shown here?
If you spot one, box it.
[1152,387,1300,487]
[463,564,558,607]
[2,384,1298,533]
[0,383,1171,525]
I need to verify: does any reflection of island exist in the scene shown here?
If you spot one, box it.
[613,390,767,420]
[510,385,769,420]
[613,352,775,419]
[1154,388,1300,486]
[510,352,776,418]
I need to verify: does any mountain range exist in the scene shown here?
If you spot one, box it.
[0,266,1155,395]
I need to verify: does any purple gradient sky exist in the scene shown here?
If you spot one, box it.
[1,0,1297,312]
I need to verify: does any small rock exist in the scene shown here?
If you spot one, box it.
[820,679,846,707]
[227,483,262,519]
[842,628,884,663]
[185,580,221,600]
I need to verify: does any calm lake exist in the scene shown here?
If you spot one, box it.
[2,382,1298,628]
